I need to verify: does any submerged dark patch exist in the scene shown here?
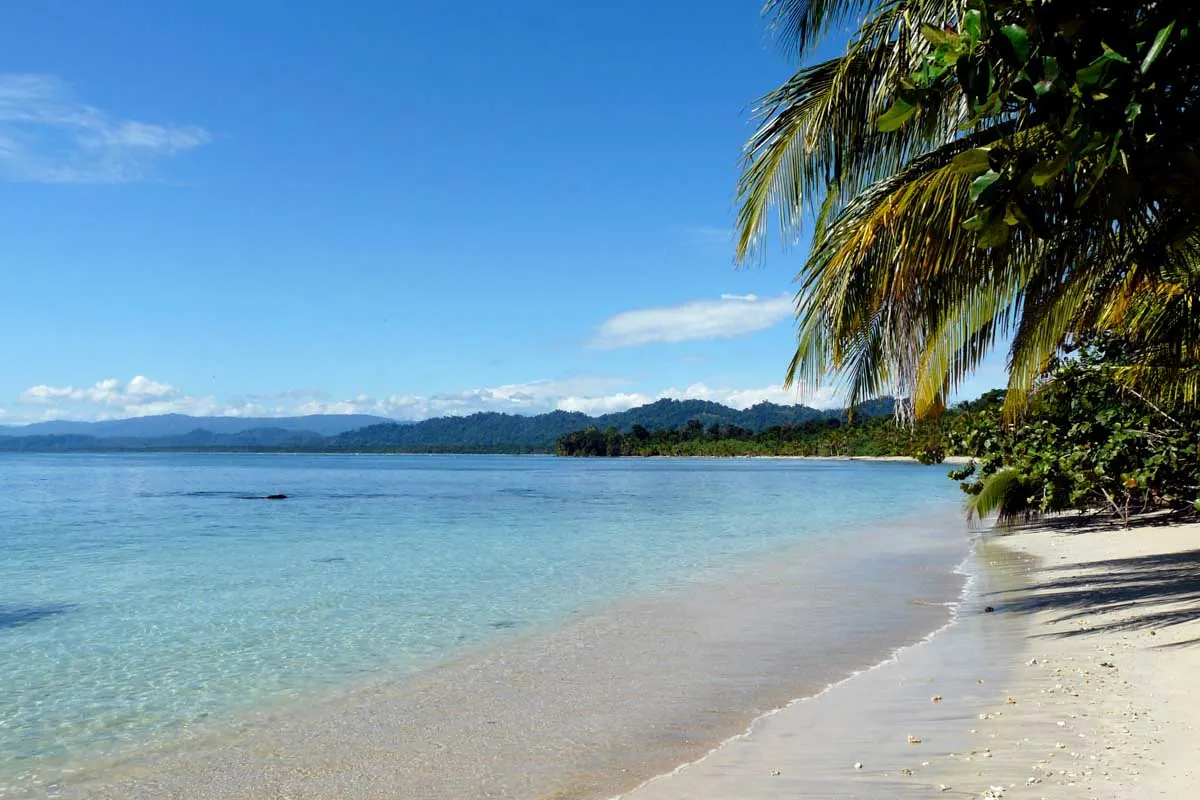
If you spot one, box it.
[488,620,521,630]
[0,603,76,631]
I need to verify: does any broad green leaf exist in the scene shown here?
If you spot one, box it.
[1029,154,1069,187]
[1076,59,1107,88]
[969,171,1002,204]
[951,147,992,174]
[963,10,983,47]
[1100,45,1131,65]
[977,218,1011,248]
[915,58,950,84]
[938,45,964,67]
[876,98,918,132]
[1042,56,1060,82]
[1141,22,1175,73]
[1078,50,1132,88]
[1000,24,1031,63]
[920,23,956,48]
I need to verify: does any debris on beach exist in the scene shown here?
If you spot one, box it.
[854,762,863,770]
[931,695,943,703]
[907,734,922,744]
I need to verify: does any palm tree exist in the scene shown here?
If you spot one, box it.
[737,0,1200,419]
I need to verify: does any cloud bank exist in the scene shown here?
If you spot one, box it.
[3,375,844,425]
[0,74,210,183]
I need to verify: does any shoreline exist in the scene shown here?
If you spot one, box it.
[43,509,971,800]
[8,451,971,462]
[619,519,1200,799]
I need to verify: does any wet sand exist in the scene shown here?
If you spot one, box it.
[49,514,969,800]
[620,520,1200,799]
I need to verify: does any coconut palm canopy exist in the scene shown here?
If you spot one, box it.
[738,0,1200,419]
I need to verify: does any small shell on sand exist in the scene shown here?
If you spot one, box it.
[931,695,943,703]
[854,762,863,770]
[907,735,922,744]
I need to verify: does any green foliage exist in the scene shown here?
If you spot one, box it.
[737,0,1200,420]
[558,414,953,459]
[949,344,1200,525]
[895,2,1200,248]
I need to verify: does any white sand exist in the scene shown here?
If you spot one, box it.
[752,455,975,464]
[617,520,1200,799]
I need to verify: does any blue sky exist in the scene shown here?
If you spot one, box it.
[0,1,1005,424]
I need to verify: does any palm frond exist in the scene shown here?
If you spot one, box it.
[966,468,1037,527]
[762,0,888,56]
[737,1,965,264]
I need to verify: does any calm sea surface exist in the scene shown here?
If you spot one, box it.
[0,453,965,796]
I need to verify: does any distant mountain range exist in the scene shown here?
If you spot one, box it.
[0,413,392,439]
[0,398,895,454]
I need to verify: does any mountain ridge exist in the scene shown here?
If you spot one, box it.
[0,413,395,438]
[0,398,895,453]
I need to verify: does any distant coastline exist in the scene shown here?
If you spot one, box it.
[0,397,899,456]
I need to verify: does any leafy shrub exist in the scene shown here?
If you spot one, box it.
[949,346,1200,526]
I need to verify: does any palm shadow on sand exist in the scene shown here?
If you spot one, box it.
[985,538,1200,647]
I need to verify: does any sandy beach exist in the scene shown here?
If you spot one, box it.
[51,510,970,800]
[619,519,1200,799]
[30,508,1200,799]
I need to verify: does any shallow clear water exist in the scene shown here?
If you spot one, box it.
[0,453,962,794]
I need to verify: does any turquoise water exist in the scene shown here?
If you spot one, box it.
[0,453,962,793]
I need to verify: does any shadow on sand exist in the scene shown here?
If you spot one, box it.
[986,534,1200,647]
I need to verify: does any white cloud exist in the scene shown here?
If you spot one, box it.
[0,74,210,183]
[6,375,848,426]
[656,382,843,410]
[21,375,180,406]
[592,293,794,349]
[549,383,844,416]
[555,393,653,415]
[14,376,220,420]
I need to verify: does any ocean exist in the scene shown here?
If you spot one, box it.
[0,453,969,798]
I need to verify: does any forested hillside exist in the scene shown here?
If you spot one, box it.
[0,398,893,453]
